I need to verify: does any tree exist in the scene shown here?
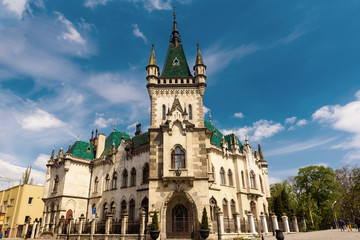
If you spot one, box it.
[20,165,33,185]
[269,180,296,218]
[201,207,209,230]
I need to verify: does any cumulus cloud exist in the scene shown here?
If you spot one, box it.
[94,117,114,128]
[296,119,307,126]
[34,153,49,170]
[19,109,66,131]
[56,12,86,45]
[84,0,111,8]
[224,119,284,142]
[234,112,244,119]
[2,0,28,18]
[285,116,297,124]
[203,106,210,115]
[132,24,147,44]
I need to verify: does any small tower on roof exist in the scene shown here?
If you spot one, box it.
[194,43,206,84]
[146,44,159,85]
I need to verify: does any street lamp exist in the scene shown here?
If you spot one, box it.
[331,201,337,229]
[0,175,14,237]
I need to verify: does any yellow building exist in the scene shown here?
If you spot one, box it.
[0,184,44,238]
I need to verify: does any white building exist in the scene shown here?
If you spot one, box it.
[41,11,270,240]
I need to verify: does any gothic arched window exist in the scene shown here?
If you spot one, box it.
[222,199,228,218]
[220,168,225,185]
[230,200,236,217]
[94,177,99,193]
[250,171,256,189]
[210,198,217,221]
[130,168,136,186]
[228,169,233,186]
[129,199,135,220]
[162,104,166,120]
[53,175,59,193]
[143,164,149,184]
[171,146,185,169]
[189,104,192,120]
[112,172,117,189]
[105,174,110,190]
[241,171,245,188]
[110,201,116,214]
[103,202,108,220]
[122,169,128,188]
[121,200,127,216]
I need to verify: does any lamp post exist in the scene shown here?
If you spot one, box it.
[0,176,14,237]
[331,201,337,229]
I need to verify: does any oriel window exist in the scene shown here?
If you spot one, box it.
[171,146,185,169]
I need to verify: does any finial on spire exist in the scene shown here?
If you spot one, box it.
[77,134,79,141]
[245,135,249,145]
[171,6,180,46]
[67,139,72,153]
[114,113,117,132]
[209,109,212,124]
[50,145,55,160]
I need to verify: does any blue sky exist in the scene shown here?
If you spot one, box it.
[1,0,360,189]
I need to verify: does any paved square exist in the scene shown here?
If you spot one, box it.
[264,229,360,240]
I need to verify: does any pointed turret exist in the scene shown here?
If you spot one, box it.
[50,146,55,161]
[67,139,72,154]
[194,43,207,87]
[146,44,160,84]
[171,7,181,47]
[258,143,265,161]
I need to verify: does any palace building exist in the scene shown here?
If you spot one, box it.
[41,11,270,240]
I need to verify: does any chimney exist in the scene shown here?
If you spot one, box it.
[96,133,106,159]
[90,130,94,144]
[135,123,142,136]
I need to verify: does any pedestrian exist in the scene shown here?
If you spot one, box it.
[345,218,352,232]
[355,217,360,232]
[338,219,345,231]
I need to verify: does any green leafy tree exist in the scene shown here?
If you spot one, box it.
[20,165,33,185]
[201,207,209,230]
[269,180,296,219]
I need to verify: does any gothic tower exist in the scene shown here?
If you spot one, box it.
[146,10,210,239]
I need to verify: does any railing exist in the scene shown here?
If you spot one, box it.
[127,220,140,234]
[95,220,106,234]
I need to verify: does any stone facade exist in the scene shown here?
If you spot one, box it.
[41,12,270,240]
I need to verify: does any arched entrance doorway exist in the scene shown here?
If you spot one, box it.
[165,192,196,238]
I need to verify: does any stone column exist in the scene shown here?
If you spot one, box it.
[91,216,97,235]
[291,215,299,233]
[68,216,73,235]
[233,213,241,234]
[105,213,113,235]
[271,214,279,230]
[79,214,85,235]
[247,213,256,234]
[139,208,146,235]
[121,210,128,235]
[30,220,38,239]
[260,213,268,234]
[281,214,290,233]
[218,210,224,235]
[58,216,65,235]
[40,211,46,233]
[45,212,51,231]
[24,217,31,238]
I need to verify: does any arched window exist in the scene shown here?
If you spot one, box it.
[121,200,127,216]
[103,202,108,220]
[162,104,166,120]
[171,146,185,169]
[222,199,228,218]
[209,198,217,221]
[129,199,136,220]
[105,174,110,190]
[94,177,99,193]
[53,175,59,192]
[230,200,236,217]
[112,172,117,189]
[241,171,245,188]
[259,176,264,192]
[110,201,116,214]
[220,168,225,185]
[143,164,149,184]
[141,197,149,226]
[130,168,136,186]
[250,171,256,189]
[228,169,233,186]
[211,165,215,181]
[122,169,128,188]
[189,104,192,120]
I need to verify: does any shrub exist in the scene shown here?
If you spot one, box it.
[151,211,159,230]
[201,207,209,230]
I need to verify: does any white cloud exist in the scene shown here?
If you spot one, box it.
[285,116,297,124]
[224,119,284,142]
[56,12,86,45]
[94,117,113,128]
[268,176,282,185]
[84,0,111,8]
[312,91,360,149]
[203,106,210,115]
[296,119,307,126]
[266,137,337,157]
[234,112,244,119]
[2,0,28,18]
[143,0,172,11]
[132,24,147,44]
[34,153,49,170]
[19,109,66,131]
[127,122,138,130]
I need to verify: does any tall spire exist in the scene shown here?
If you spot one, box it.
[50,145,55,160]
[195,43,204,65]
[148,44,157,66]
[171,7,181,46]
[258,143,265,160]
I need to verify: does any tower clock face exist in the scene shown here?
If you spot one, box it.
[172,57,180,66]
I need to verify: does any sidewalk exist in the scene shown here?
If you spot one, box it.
[264,229,359,240]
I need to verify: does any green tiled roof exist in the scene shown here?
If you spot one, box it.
[205,121,243,151]
[132,132,150,149]
[160,44,192,78]
[70,141,94,160]
[204,120,223,147]
[101,130,130,157]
